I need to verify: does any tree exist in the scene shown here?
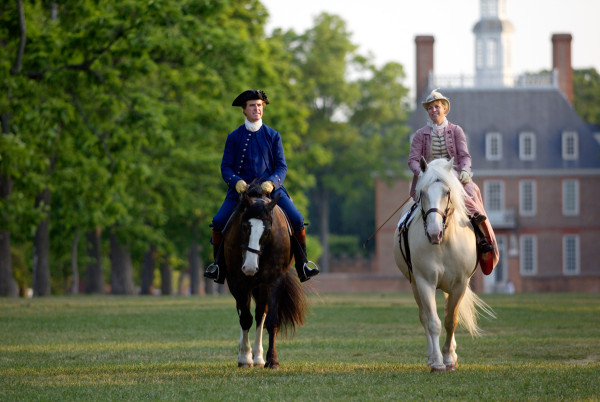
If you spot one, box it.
[0,0,312,295]
[573,68,600,126]
[279,13,410,271]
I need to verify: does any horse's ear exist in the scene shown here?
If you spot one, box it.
[267,192,280,212]
[419,156,428,172]
[446,157,454,172]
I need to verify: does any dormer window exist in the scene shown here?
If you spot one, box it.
[485,132,503,160]
[519,132,536,160]
[562,131,579,160]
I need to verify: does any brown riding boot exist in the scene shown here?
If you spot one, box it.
[204,230,226,284]
[292,229,320,282]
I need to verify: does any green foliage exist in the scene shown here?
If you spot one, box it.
[328,234,364,257]
[1,1,412,291]
[573,68,600,125]
[0,293,599,399]
[277,12,411,258]
[0,0,315,291]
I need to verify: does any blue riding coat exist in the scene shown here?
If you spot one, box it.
[212,123,304,232]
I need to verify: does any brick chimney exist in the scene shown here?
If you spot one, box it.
[552,33,573,105]
[415,35,434,104]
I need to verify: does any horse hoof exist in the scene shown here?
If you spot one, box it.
[238,363,253,368]
[430,365,446,373]
[265,362,280,370]
[445,364,457,372]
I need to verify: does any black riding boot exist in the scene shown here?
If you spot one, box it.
[470,213,494,254]
[293,229,320,282]
[204,231,226,284]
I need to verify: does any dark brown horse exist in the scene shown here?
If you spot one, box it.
[223,182,307,369]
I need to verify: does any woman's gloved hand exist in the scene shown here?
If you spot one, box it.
[459,170,471,184]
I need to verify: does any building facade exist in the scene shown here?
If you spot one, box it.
[374,0,600,293]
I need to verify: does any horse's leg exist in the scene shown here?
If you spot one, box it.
[252,312,266,366]
[236,293,254,368]
[442,288,466,371]
[415,280,445,372]
[264,291,280,370]
[410,283,435,367]
[265,323,279,369]
[252,291,267,367]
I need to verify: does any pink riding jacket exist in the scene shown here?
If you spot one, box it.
[408,122,499,270]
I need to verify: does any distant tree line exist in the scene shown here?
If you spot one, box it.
[0,0,411,297]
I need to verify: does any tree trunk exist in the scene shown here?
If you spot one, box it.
[316,187,331,273]
[85,228,104,294]
[0,175,18,297]
[1,1,23,297]
[109,231,135,295]
[140,244,156,295]
[33,188,51,296]
[188,225,203,295]
[0,230,18,297]
[71,229,80,294]
[160,255,172,296]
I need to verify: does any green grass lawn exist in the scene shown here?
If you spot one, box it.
[1,292,599,400]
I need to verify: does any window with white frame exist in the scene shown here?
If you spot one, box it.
[494,235,506,284]
[519,132,536,160]
[562,131,579,160]
[485,132,503,161]
[476,39,484,69]
[519,180,536,216]
[486,38,498,68]
[520,235,537,275]
[562,179,579,216]
[484,180,504,213]
[563,235,580,275]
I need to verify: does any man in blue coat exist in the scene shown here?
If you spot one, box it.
[204,90,319,284]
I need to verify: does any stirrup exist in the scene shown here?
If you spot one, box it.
[298,260,319,282]
[204,262,224,284]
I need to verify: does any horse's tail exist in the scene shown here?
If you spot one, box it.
[269,270,307,336]
[456,285,496,337]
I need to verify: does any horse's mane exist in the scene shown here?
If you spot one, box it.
[245,180,264,198]
[415,158,470,223]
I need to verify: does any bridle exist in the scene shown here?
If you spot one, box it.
[420,187,452,243]
[240,199,273,258]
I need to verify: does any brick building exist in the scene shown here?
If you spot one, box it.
[374,0,600,293]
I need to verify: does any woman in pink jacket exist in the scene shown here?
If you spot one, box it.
[408,89,498,275]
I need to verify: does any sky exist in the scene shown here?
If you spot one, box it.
[261,0,600,100]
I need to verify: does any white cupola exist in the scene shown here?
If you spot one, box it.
[473,0,514,87]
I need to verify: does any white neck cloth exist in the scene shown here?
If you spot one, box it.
[245,118,263,132]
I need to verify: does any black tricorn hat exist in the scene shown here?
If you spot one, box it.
[232,90,270,107]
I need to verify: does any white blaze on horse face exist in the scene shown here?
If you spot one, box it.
[425,182,446,244]
[242,218,265,276]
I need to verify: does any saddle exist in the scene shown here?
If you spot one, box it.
[398,202,419,283]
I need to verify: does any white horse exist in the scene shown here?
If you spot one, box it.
[393,157,494,372]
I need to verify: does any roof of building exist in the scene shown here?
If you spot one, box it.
[407,87,600,172]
